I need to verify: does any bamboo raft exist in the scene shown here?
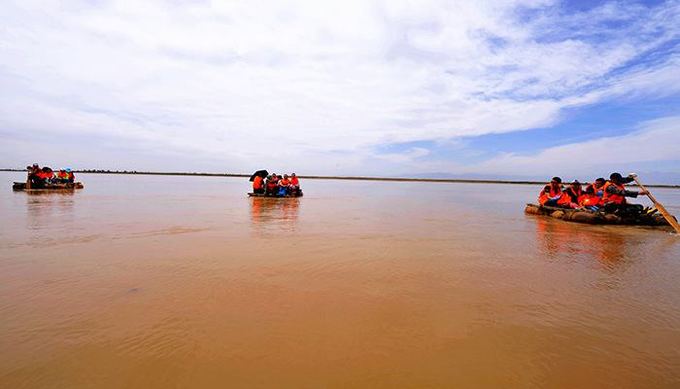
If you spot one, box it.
[248,192,303,198]
[13,182,84,192]
[525,203,672,227]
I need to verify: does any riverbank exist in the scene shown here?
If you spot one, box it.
[2,168,678,188]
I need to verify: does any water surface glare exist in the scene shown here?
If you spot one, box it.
[1,172,680,388]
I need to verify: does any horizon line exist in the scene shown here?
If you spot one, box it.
[2,168,679,189]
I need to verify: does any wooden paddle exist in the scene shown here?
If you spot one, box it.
[630,173,680,234]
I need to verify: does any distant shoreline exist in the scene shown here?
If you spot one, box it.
[2,168,679,189]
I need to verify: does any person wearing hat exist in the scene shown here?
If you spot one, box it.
[602,172,648,213]
[538,176,566,207]
[65,168,75,184]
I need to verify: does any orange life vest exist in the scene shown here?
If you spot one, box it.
[37,171,52,180]
[580,184,604,207]
[253,176,264,190]
[290,176,299,186]
[279,178,290,186]
[602,181,626,205]
[538,184,562,205]
[564,187,583,204]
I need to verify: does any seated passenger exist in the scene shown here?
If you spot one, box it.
[66,168,75,184]
[265,174,278,195]
[538,177,565,207]
[35,167,54,185]
[252,174,265,194]
[56,169,69,184]
[562,180,583,209]
[289,173,300,195]
[580,178,606,210]
[277,174,291,196]
[602,172,648,213]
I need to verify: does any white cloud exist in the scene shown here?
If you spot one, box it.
[470,115,680,177]
[0,0,678,173]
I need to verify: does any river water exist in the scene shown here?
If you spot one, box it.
[1,172,680,388]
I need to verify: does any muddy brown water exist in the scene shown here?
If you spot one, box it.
[1,172,680,388]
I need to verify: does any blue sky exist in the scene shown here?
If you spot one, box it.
[1,0,679,182]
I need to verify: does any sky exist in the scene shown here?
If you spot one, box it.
[1,0,679,182]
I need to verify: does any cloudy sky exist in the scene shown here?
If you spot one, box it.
[1,0,679,181]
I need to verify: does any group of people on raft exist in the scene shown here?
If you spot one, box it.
[539,172,648,214]
[26,163,75,187]
[252,173,302,197]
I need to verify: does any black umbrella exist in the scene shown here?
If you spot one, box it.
[249,169,269,181]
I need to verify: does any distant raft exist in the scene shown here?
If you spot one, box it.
[13,182,84,192]
[248,192,303,198]
[525,203,673,227]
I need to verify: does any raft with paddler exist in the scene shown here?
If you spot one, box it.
[247,169,303,198]
[13,163,84,192]
[526,172,680,232]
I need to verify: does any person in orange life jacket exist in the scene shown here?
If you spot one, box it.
[277,174,291,196]
[265,174,278,195]
[289,173,300,196]
[579,177,606,210]
[602,172,648,214]
[36,167,54,183]
[538,177,565,207]
[252,175,265,194]
[66,168,75,183]
[56,169,69,184]
[562,180,584,209]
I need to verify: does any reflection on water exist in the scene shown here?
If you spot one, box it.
[249,197,300,232]
[533,217,627,266]
[2,173,680,388]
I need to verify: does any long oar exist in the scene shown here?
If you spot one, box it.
[630,173,680,234]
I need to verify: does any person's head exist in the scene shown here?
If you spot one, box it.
[65,168,72,173]
[595,177,606,186]
[32,163,39,168]
[284,174,289,179]
[291,173,296,177]
[570,180,581,188]
[551,177,562,185]
[610,172,623,183]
